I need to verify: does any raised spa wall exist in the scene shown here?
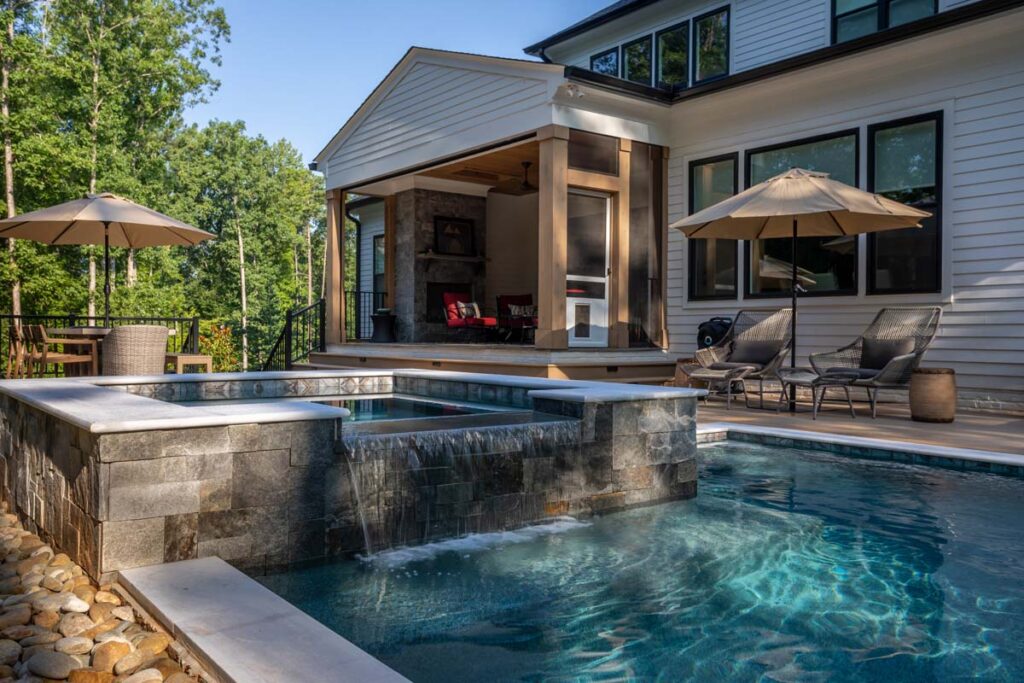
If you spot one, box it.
[0,371,702,580]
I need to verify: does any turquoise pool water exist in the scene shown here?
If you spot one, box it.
[259,442,1024,682]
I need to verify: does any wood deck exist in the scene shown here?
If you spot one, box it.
[698,400,1024,455]
[308,343,679,383]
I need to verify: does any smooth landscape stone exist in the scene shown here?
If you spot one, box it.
[93,592,120,606]
[119,668,162,683]
[20,631,62,646]
[0,604,31,629]
[69,670,116,683]
[113,648,146,675]
[58,612,94,638]
[0,638,20,665]
[90,640,131,672]
[55,636,93,655]
[63,596,91,613]
[110,607,133,622]
[26,649,78,679]
[164,673,191,683]
[134,633,169,657]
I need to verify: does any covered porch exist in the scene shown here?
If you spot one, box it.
[315,50,673,380]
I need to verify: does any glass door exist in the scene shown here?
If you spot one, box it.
[566,190,610,347]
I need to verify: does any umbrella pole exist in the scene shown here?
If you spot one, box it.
[790,217,797,413]
[103,222,111,328]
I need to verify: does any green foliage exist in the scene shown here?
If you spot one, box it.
[0,1,327,366]
[198,320,239,372]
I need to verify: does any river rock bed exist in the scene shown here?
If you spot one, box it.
[0,509,195,682]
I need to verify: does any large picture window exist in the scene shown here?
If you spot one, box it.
[623,35,652,85]
[833,0,936,43]
[688,154,738,300]
[655,21,688,88]
[746,131,859,297]
[693,7,729,84]
[590,47,619,77]
[868,112,941,294]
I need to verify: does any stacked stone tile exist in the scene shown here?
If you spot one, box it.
[0,508,192,682]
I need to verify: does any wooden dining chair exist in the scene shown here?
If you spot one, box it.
[24,325,98,377]
[5,323,26,379]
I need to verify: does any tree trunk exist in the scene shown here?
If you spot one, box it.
[305,220,313,305]
[126,249,136,286]
[2,6,19,317]
[234,206,248,371]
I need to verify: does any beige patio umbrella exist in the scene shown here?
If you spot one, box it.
[671,168,930,375]
[0,193,213,326]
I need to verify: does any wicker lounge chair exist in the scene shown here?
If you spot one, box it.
[809,306,942,418]
[680,308,793,409]
[101,325,169,376]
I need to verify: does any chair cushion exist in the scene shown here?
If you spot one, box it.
[860,338,915,370]
[729,339,780,366]
[456,301,481,319]
[826,367,880,380]
[464,316,497,328]
[710,361,763,371]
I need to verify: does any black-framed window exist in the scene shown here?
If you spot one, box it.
[656,21,689,89]
[590,47,619,77]
[688,153,738,300]
[693,6,730,84]
[623,35,653,85]
[832,0,936,43]
[372,234,385,295]
[868,111,942,294]
[745,130,859,298]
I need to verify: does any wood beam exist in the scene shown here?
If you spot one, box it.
[536,136,569,350]
[324,190,345,344]
[611,143,631,349]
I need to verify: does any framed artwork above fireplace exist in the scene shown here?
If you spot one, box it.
[434,216,475,256]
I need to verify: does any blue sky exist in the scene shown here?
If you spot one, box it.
[184,0,609,163]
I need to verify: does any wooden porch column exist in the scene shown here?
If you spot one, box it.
[384,195,397,309]
[656,146,670,348]
[536,129,569,350]
[610,139,631,349]
[324,189,345,344]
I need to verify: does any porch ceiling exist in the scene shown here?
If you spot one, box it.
[420,141,540,195]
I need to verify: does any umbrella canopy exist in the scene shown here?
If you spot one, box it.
[672,168,930,239]
[670,168,931,409]
[0,193,213,325]
[0,192,212,247]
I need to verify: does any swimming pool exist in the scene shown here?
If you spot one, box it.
[179,393,496,421]
[258,442,1024,682]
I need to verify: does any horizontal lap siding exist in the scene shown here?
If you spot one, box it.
[732,0,828,72]
[666,25,1024,403]
[355,203,385,336]
[325,62,549,183]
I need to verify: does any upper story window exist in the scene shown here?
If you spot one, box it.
[832,0,937,43]
[656,21,689,88]
[587,5,729,90]
[590,47,619,77]
[623,35,653,85]
[693,7,730,84]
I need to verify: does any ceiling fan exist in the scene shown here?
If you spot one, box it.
[491,161,538,196]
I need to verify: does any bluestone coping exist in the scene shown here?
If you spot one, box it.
[118,557,408,683]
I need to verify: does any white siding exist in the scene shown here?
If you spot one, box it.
[353,201,385,336]
[547,0,985,83]
[324,58,556,189]
[665,13,1024,407]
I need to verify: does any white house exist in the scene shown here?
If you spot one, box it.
[316,0,1024,410]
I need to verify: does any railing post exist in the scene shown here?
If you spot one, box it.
[190,317,200,353]
[283,309,293,370]
[319,298,326,352]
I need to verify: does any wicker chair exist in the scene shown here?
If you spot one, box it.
[680,308,793,409]
[101,325,169,376]
[809,307,942,418]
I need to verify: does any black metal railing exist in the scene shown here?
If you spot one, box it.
[344,290,387,341]
[1,314,199,378]
[263,298,326,371]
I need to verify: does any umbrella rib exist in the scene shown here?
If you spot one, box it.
[50,220,79,245]
[0,220,29,235]
[688,222,712,238]
[826,211,848,236]
[756,216,770,240]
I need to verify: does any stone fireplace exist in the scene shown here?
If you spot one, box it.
[393,188,487,342]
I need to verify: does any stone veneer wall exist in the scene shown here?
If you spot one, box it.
[393,188,487,342]
[0,373,699,579]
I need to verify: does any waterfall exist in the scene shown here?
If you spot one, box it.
[344,455,374,556]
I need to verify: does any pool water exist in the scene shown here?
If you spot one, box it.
[323,396,488,422]
[259,442,1024,682]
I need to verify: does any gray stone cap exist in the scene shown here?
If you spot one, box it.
[0,378,349,434]
[119,557,409,683]
[88,368,394,385]
[697,422,1024,465]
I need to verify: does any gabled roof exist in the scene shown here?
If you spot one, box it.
[524,0,661,57]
